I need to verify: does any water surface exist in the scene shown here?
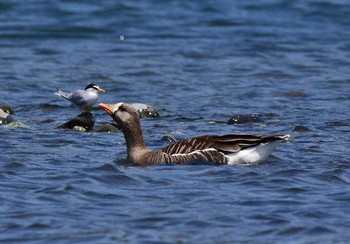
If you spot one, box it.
[1,1,350,243]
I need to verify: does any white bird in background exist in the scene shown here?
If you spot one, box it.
[54,83,106,113]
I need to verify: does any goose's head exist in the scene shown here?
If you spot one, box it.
[99,103,140,130]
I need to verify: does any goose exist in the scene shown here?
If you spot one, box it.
[54,83,106,112]
[99,102,291,166]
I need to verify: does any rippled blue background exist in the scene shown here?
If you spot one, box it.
[1,0,350,243]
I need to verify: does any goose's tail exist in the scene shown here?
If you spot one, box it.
[279,134,294,142]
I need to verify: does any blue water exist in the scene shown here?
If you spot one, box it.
[1,0,350,243]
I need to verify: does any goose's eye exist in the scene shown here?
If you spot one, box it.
[119,105,127,111]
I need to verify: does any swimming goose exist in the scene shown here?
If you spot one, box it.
[99,102,291,166]
[54,83,106,112]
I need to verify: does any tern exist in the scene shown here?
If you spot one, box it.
[54,83,106,112]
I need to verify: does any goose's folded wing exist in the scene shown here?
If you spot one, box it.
[212,134,290,153]
[144,148,228,165]
[160,134,290,155]
[160,136,214,155]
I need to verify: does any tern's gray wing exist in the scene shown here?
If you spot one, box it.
[70,90,88,107]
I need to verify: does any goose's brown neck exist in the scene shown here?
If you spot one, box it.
[119,115,151,162]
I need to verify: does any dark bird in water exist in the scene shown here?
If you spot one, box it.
[99,102,292,166]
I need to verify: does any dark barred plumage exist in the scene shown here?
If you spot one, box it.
[142,148,228,165]
[99,102,291,166]
[160,134,287,155]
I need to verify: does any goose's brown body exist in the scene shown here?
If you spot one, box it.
[99,103,290,166]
